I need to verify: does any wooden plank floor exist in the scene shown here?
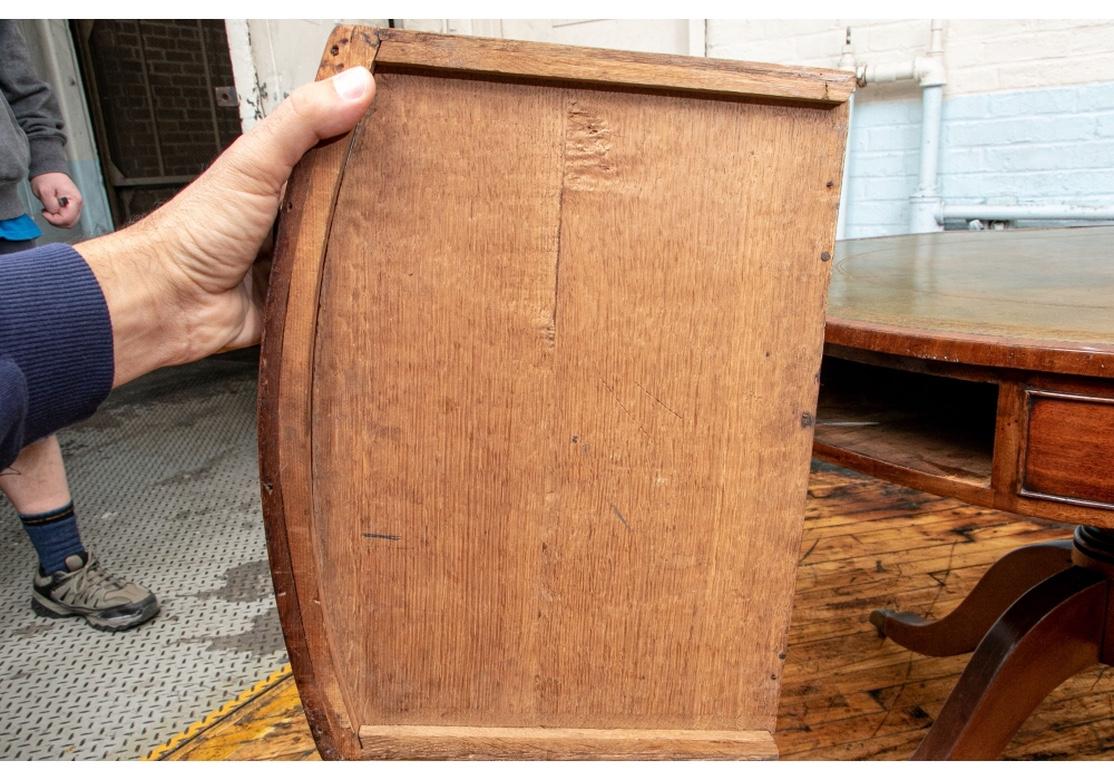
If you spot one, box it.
[154,464,1113,760]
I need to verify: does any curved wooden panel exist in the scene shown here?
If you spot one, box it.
[261,25,851,759]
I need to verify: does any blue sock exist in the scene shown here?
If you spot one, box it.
[20,502,87,574]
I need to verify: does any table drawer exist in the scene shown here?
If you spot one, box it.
[1021,389,1114,510]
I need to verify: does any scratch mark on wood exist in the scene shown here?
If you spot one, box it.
[363,532,401,541]
[600,378,652,439]
[564,100,618,191]
[799,537,820,563]
[924,541,958,617]
[634,379,684,421]
[869,652,916,739]
[610,503,631,531]
[951,524,978,543]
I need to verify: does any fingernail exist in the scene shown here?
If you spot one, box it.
[332,67,372,101]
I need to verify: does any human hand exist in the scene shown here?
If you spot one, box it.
[30,172,83,229]
[77,66,376,388]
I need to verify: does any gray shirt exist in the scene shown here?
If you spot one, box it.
[0,21,69,221]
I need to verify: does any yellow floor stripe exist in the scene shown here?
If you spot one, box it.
[143,664,293,760]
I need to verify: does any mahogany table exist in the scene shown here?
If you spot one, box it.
[814,225,1114,760]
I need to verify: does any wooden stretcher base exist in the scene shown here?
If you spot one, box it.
[355,724,777,760]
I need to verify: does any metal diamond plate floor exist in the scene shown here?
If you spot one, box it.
[0,353,286,760]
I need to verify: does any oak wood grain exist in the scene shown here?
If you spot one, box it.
[307,71,845,741]
[261,24,850,760]
[311,70,564,729]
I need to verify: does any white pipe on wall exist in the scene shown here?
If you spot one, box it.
[687,19,706,57]
[860,60,917,85]
[847,18,1114,234]
[917,86,944,189]
[917,18,1111,230]
[836,27,856,240]
[940,204,1114,222]
[909,83,944,233]
[907,20,946,234]
[850,19,948,235]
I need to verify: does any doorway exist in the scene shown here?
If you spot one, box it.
[70,20,242,226]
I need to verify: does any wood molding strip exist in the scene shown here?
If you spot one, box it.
[826,319,1114,381]
[373,27,855,106]
[357,724,777,760]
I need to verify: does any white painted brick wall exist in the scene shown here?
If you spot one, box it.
[703,19,1114,237]
[840,82,1114,238]
[706,19,1114,97]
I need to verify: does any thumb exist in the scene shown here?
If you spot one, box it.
[40,187,62,214]
[211,66,375,196]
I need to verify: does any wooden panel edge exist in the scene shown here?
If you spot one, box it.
[825,319,1114,380]
[371,26,853,106]
[356,725,777,760]
[990,378,1025,507]
[812,439,994,509]
[258,23,380,761]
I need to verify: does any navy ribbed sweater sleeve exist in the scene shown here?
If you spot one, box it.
[0,243,114,470]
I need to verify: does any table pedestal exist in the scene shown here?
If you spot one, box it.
[815,344,1114,758]
[871,527,1114,759]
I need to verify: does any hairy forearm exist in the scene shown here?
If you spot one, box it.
[0,66,373,469]
[73,66,374,390]
[77,227,190,388]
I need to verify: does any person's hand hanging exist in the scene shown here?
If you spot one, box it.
[77,66,376,388]
[30,172,83,229]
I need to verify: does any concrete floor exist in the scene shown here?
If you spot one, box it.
[0,351,286,759]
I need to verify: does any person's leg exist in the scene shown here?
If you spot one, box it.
[0,238,82,565]
[0,238,36,255]
[1,436,160,631]
[0,435,85,572]
[3,236,157,629]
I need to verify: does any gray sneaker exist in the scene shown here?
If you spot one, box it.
[32,553,160,631]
